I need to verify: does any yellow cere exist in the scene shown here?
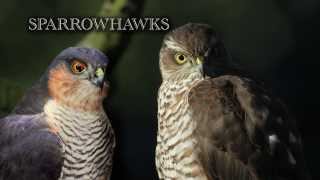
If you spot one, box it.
[95,68,105,77]
[195,56,204,65]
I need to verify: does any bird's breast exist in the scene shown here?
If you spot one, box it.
[156,80,207,180]
[44,100,115,180]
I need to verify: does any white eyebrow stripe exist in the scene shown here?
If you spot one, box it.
[164,38,189,54]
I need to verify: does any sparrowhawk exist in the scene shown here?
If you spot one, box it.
[156,23,310,180]
[0,47,115,180]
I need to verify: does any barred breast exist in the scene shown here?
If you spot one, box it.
[156,74,207,180]
[44,100,115,180]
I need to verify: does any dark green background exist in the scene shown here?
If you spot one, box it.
[0,0,319,179]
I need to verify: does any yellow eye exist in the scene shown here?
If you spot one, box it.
[175,53,187,64]
[71,60,87,74]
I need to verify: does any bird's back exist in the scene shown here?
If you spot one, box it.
[189,75,310,180]
[0,113,63,180]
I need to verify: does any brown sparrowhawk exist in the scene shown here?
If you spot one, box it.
[0,47,115,180]
[156,23,310,180]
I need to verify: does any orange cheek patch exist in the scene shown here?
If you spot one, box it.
[48,64,75,101]
[48,64,105,112]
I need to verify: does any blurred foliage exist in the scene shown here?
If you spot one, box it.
[78,0,142,49]
[0,78,24,118]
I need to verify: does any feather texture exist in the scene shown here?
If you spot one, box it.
[157,23,310,180]
[0,47,115,180]
[189,75,310,180]
[0,114,63,180]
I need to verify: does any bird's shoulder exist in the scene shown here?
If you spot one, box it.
[0,113,63,180]
[13,81,50,115]
[187,75,310,180]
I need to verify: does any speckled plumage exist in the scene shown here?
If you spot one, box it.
[0,47,115,180]
[156,23,310,180]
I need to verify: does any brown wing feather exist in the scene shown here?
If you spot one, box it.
[188,75,310,180]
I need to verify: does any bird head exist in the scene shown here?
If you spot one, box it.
[46,47,109,111]
[159,23,231,81]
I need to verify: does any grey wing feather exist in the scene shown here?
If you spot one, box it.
[188,75,310,180]
[0,113,63,180]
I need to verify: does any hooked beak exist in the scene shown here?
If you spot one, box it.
[190,56,204,76]
[92,67,106,89]
[191,56,204,65]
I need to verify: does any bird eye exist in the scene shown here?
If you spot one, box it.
[71,60,87,74]
[175,53,187,64]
